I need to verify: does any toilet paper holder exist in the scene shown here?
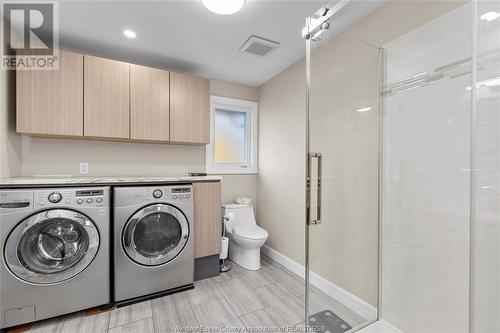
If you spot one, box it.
[220,219,231,273]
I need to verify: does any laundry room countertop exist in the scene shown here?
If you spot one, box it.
[0,176,222,188]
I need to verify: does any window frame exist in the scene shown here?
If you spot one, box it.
[206,95,258,174]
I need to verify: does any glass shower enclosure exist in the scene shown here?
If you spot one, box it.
[303,1,500,333]
[303,4,382,332]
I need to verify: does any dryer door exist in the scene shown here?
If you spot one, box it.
[4,209,100,284]
[122,204,189,266]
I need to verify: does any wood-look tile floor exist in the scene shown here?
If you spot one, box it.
[16,256,368,333]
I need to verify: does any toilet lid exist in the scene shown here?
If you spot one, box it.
[234,225,268,240]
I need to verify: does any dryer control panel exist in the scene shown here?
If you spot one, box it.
[34,187,108,209]
[147,186,192,202]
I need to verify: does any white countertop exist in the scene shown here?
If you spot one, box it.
[0,176,222,186]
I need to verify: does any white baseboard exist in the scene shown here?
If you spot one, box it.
[261,245,377,321]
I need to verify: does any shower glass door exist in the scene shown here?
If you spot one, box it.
[304,12,382,332]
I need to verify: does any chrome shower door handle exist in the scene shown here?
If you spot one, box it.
[308,152,322,225]
[316,152,322,223]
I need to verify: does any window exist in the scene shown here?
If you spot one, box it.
[206,96,258,174]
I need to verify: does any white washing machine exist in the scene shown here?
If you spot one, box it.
[0,187,110,330]
[113,185,194,305]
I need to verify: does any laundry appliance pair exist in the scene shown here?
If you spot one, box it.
[0,184,194,330]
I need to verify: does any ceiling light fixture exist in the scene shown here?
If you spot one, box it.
[480,11,500,21]
[201,0,245,15]
[123,30,136,38]
[355,107,372,112]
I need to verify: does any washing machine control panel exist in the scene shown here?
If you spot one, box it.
[149,186,192,202]
[34,188,107,208]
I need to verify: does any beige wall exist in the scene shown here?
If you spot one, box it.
[258,59,306,268]
[20,136,205,177]
[0,61,22,178]
[257,0,465,308]
[220,174,258,205]
[347,0,467,48]
[0,14,22,178]
[210,79,258,102]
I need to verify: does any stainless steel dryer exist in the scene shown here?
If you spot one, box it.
[0,187,110,330]
[113,185,194,304]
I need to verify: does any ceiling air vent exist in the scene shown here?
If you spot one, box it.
[240,36,280,57]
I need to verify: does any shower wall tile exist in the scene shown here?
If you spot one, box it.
[473,91,500,333]
[382,3,472,333]
[472,1,500,331]
[385,2,472,84]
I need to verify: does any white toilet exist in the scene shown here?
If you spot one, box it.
[222,203,268,270]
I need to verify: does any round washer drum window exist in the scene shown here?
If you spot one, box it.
[122,204,189,266]
[133,212,182,258]
[4,209,100,285]
[18,218,90,274]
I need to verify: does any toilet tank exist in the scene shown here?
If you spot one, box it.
[222,204,256,233]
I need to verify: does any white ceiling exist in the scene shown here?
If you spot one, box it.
[17,0,385,86]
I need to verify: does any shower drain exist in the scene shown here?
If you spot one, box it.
[309,310,352,333]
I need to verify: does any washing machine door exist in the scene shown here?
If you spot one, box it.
[4,209,100,285]
[122,204,189,266]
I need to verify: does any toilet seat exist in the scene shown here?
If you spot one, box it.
[233,224,268,240]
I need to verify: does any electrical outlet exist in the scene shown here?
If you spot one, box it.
[80,162,89,174]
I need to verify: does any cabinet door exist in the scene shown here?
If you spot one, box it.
[17,50,83,136]
[194,182,222,258]
[84,55,129,139]
[130,64,170,141]
[170,72,210,144]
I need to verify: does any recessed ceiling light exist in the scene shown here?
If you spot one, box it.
[201,0,245,15]
[480,11,500,21]
[123,30,136,38]
[355,107,372,112]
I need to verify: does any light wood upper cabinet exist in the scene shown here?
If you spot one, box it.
[130,64,170,141]
[170,72,210,144]
[84,55,130,139]
[17,52,210,145]
[17,50,83,136]
[194,182,222,258]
